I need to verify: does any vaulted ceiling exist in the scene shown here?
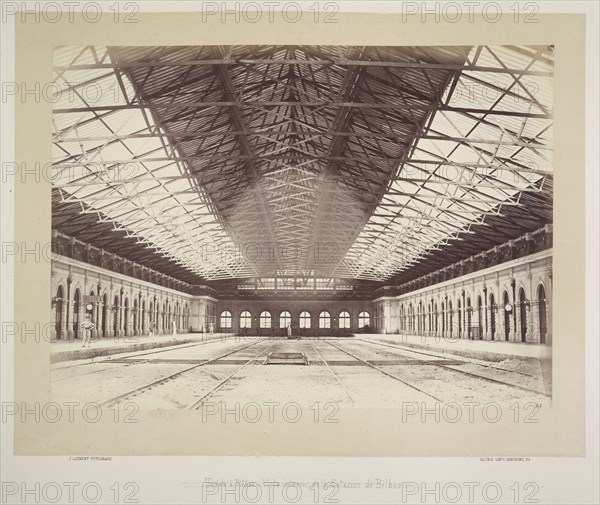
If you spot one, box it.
[52,44,553,285]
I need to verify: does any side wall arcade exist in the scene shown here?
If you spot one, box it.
[51,255,217,340]
[50,249,552,345]
[373,250,552,344]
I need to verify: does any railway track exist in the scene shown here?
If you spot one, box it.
[186,340,282,409]
[358,338,538,378]
[305,340,356,405]
[350,338,549,398]
[99,338,280,408]
[51,336,245,382]
[323,339,444,402]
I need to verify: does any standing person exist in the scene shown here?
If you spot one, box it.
[209,322,214,335]
[149,320,155,338]
[172,318,177,335]
[287,322,292,339]
[82,314,96,348]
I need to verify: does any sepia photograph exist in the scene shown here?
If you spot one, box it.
[49,44,553,411]
[1,4,597,504]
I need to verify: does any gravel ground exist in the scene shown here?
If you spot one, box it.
[50,336,551,410]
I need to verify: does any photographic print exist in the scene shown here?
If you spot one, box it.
[48,44,554,412]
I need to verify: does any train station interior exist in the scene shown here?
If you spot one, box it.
[49,44,553,408]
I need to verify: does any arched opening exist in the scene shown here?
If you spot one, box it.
[466,297,472,339]
[55,285,64,340]
[319,311,331,329]
[133,298,138,335]
[428,302,432,332]
[299,311,311,329]
[448,301,453,337]
[240,311,252,329]
[338,311,350,329]
[489,293,496,340]
[400,304,405,331]
[279,311,291,328]
[477,296,482,339]
[503,291,511,341]
[358,311,370,330]
[457,299,462,337]
[88,290,96,323]
[441,302,445,334]
[124,298,129,336]
[519,288,527,342]
[538,284,547,343]
[141,299,146,333]
[219,310,232,329]
[113,295,120,336]
[434,303,439,333]
[260,311,272,329]
[73,288,81,339]
[102,293,108,338]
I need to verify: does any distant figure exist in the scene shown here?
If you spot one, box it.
[172,318,177,335]
[287,323,292,339]
[149,321,155,338]
[82,314,96,348]
[209,323,214,335]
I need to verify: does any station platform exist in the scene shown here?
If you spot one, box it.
[358,333,551,363]
[50,331,551,365]
[50,333,224,363]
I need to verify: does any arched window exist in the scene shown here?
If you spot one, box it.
[260,311,272,328]
[358,311,370,329]
[338,311,350,329]
[319,311,331,329]
[279,311,291,328]
[240,311,252,329]
[299,311,311,329]
[220,310,232,329]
